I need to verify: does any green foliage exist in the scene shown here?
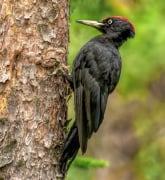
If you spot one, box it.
[134,103,165,180]
[68,0,165,179]
[67,156,109,180]
[69,0,165,96]
[135,144,165,180]
[119,0,165,96]
[73,156,109,169]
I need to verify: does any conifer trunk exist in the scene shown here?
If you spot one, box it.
[0,0,69,179]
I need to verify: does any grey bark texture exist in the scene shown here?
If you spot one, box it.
[0,0,69,179]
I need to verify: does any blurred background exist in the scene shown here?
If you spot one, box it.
[67,0,165,179]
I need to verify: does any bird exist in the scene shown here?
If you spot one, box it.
[59,16,135,174]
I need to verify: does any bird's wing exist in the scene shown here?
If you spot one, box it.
[73,43,117,153]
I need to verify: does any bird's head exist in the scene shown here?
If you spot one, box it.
[77,16,135,43]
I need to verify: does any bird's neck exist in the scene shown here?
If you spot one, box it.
[102,31,130,48]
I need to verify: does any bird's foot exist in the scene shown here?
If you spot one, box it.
[51,58,69,76]
[47,58,73,90]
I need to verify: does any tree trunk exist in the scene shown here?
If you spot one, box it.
[0,0,69,179]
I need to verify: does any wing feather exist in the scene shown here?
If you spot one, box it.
[73,42,121,153]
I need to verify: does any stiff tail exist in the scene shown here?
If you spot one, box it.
[59,122,80,174]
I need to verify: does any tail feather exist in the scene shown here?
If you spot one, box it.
[59,123,80,174]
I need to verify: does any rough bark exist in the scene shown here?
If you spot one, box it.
[0,0,69,179]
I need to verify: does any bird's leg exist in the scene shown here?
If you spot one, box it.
[50,58,69,76]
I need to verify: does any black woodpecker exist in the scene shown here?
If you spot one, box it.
[59,16,135,173]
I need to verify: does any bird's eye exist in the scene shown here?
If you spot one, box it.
[107,19,113,25]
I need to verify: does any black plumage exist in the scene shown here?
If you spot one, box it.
[59,16,135,173]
